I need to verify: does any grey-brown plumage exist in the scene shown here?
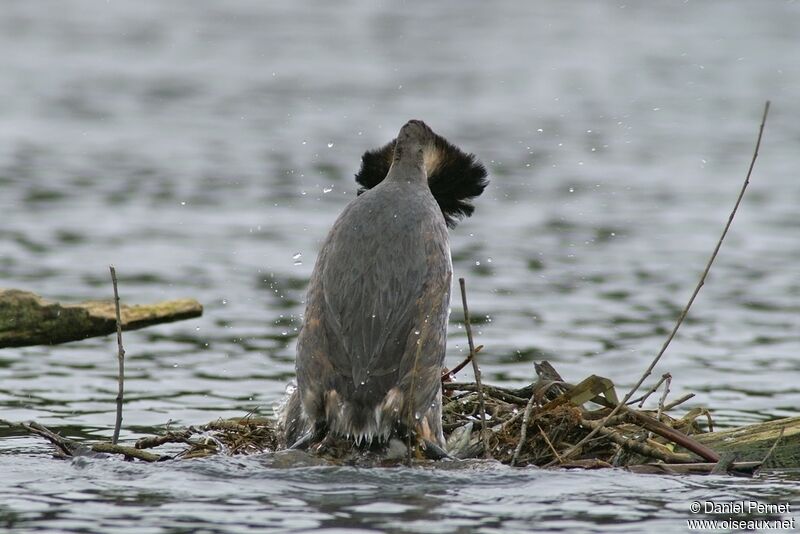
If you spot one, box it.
[282,120,487,451]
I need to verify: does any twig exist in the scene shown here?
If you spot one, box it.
[0,420,164,462]
[459,278,491,458]
[663,393,695,411]
[0,419,82,457]
[655,373,672,422]
[537,425,563,464]
[547,101,770,467]
[629,373,669,407]
[110,266,126,445]
[135,430,195,450]
[511,391,538,466]
[92,442,166,462]
[442,345,484,381]
[443,382,529,405]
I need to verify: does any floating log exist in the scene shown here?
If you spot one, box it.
[690,416,800,468]
[0,289,203,348]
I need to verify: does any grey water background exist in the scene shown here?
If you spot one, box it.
[1,1,799,532]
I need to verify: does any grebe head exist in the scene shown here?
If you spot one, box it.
[355,121,489,227]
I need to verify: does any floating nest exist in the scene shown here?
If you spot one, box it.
[4,360,796,474]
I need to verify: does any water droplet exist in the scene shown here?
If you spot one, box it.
[487,257,493,263]
[327,142,334,148]
[292,252,303,266]
[568,187,574,193]
[475,260,481,266]
[180,201,186,206]
[301,140,307,145]
[221,299,227,305]
[323,187,333,193]
[414,330,420,335]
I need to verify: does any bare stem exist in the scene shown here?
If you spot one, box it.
[548,101,771,467]
[629,373,670,407]
[655,373,672,423]
[459,278,491,458]
[663,392,695,411]
[442,344,483,381]
[110,266,126,445]
[511,391,537,466]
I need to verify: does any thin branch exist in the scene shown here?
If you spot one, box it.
[92,442,165,462]
[547,100,770,467]
[442,344,484,381]
[663,393,695,411]
[135,430,195,450]
[0,419,82,457]
[537,425,563,464]
[443,382,529,405]
[628,373,669,407]
[655,373,672,423]
[511,391,537,466]
[459,278,491,458]
[110,266,126,445]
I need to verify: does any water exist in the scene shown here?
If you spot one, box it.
[2,1,800,532]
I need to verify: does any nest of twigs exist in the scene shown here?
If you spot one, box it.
[8,360,761,475]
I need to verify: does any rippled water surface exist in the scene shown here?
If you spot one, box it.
[2,1,800,532]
